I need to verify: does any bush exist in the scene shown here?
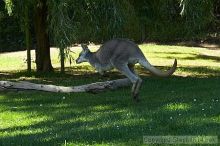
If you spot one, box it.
[0,1,24,52]
[1,0,217,52]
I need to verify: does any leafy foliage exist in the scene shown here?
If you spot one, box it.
[180,0,214,35]
[1,0,217,52]
[0,1,24,52]
[4,0,35,32]
[48,0,140,46]
[47,0,215,44]
[4,0,13,15]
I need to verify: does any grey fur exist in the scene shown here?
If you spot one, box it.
[76,39,177,101]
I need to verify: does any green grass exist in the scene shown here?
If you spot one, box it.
[0,44,220,146]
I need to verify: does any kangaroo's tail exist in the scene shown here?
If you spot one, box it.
[139,58,177,77]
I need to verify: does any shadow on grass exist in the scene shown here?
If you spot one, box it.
[151,51,197,56]
[154,39,220,50]
[184,54,220,62]
[162,53,220,63]
[0,67,220,145]
[1,64,220,81]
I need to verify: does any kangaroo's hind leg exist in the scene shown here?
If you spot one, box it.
[128,64,142,100]
[114,63,142,101]
[128,64,136,75]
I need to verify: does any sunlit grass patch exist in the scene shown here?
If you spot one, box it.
[164,103,191,111]
[0,111,50,128]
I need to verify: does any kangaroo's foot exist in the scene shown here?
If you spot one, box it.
[132,78,142,101]
[133,93,140,102]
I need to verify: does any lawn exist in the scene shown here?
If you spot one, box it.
[0,44,220,146]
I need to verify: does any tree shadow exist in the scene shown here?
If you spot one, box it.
[0,66,220,145]
[154,39,220,50]
[0,66,124,87]
[184,54,220,62]
[155,50,220,64]
[151,51,197,56]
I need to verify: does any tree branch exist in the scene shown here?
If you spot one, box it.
[0,79,131,93]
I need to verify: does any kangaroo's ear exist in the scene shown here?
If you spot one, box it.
[81,44,89,51]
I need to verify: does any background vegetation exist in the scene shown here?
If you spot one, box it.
[1,0,220,52]
[0,0,24,52]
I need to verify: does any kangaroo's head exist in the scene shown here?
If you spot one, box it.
[76,44,91,64]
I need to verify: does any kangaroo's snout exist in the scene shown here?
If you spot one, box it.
[76,58,80,64]
[76,56,86,64]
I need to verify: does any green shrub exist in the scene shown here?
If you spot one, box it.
[0,1,24,52]
[1,0,217,52]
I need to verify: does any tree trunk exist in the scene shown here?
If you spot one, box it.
[25,3,31,72]
[34,0,53,72]
[60,48,65,73]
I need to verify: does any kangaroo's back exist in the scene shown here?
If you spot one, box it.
[95,39,144,64]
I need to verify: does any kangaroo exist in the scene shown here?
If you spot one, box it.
[76,39,177,101]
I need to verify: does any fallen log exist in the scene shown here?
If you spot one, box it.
[0,78,131,93]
